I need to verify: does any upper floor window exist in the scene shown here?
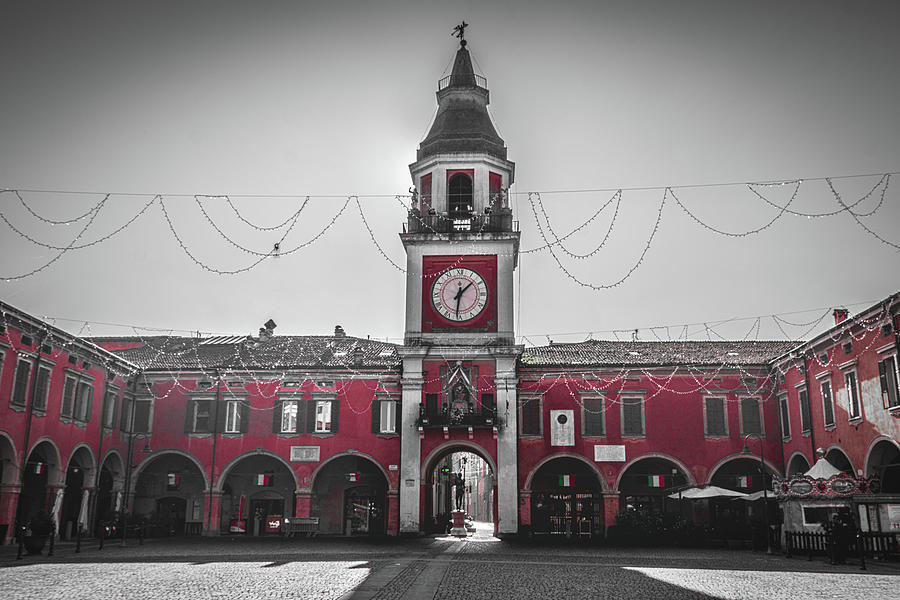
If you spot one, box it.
[377,399,398,434]
[739,397,763,435]
[33,365,51,412]
[102,390,118,428]
[315,399,338,433]
[879,355,900,409]
[845,370,861,420]
[519,395,542,436]
[778,394,790,440]
[73,381,93,422]
[820,379,835,427]
[11,358,32,407]
[186,399,213,433]
[280,399,299,433]
[621,396,645,437]
[798,388,811,433]
[703,396,727,437]
[448,172,473,229]
[225,400,242,433]
[581,395,605,437]
[61,376,77,419]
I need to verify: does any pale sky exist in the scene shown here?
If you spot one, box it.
[1,1,898,345]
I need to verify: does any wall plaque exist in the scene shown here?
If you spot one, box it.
[290,446,320,462]
[594,444,626,462]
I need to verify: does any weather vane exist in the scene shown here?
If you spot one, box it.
[452,21,468,44]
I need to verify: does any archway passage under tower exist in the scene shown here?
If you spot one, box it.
[425,448,495,536]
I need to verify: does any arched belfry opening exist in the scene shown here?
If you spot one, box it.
[448,172,474,229]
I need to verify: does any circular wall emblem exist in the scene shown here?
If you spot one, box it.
[556,413,568,424]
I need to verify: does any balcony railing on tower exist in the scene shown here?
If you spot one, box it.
[404,208,516,234]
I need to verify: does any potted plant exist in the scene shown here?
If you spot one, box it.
[22,511,53,555]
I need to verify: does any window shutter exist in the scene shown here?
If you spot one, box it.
[395,399,401,432]
[879,360,890,409]
[184,399,194,433]
[215,400,227,433]
[481,393,495,417]
[705,397,726,436]
[583,397,604,436]
[111,394,119,429]
[623,398,643,436]
[372,399,381,433]
[741,398,761,435]
[85,386,94,423]
[425,393,438,416]
[305,400,316,433]
[331,400,340,433]
[240,400,250,433]
[521,397,540,435]
[273,399,283,433]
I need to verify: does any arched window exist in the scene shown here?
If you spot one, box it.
[448,173,473,230]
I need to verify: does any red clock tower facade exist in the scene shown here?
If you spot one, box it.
[398,36,523,535]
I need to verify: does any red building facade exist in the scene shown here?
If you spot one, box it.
[2,38,899,544]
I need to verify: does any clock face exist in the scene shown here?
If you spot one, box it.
[431,267,489,322]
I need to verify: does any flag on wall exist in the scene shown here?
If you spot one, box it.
[33,462,44,475]
[257,474,273,486]
[167,473,180,489]
[737,476,753,488]
[648,475,666,488]
[558,475,572,487]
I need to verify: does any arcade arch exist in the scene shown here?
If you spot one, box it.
[786,452,811,476]
[59,444,95,539]
[311,453,389,536]
[95,450,125,533]
[421,442,495,535]
[824,446,854,474]
[526,453,605,538]
[708,455,779,493]
[866,437,900,493]
[133,451,207,536]
[617,455,692,514]
[18,439,61,523]
[217,450,299,535]
[0,432,16,486]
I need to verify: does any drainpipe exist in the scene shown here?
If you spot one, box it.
[205,369,222,535]
[13,329,47,556]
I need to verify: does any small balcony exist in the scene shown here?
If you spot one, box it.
[404,209,516,234]
[417,404,500,429]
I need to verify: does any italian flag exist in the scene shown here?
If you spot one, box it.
[558,475,572,487]
[34,462,44,475]
[648,475,666,488]
[257,474,272,486]
[737,476,753,488]
[167,473,180,487]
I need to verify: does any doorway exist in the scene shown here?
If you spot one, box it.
[249,497,284,536]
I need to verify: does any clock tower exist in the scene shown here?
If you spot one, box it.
[398,31,523,536]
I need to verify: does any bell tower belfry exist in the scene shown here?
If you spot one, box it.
[397,28,523,536]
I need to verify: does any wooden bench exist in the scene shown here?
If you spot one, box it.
[284,517,319,538]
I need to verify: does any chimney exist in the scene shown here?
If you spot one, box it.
[258,318,277,342]
[833,308,849,325]
[334,325,345,338]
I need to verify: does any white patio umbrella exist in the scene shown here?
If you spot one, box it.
[77,489,90,532]
[114,491,122,513]
[50,488,64,535]
[668,485,749,499]
[733,490,768,502]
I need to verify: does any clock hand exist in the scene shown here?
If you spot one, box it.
[459,282,473,295]
[455,294,462,317]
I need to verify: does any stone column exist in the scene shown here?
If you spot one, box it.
[0,483,21,544]
[399,358,424,534]
[203,490,222,536]
[294,490,312,518]
[386,489,399,536]
[495,359,518,536]
[602,492,620,534]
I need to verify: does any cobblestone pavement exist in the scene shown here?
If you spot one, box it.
[1,525,898,600]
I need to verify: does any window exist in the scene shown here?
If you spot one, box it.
[102,391,118,428]
[519,395,542,436]
[879,355,900,409]
[621,396,644,436]
[315,400,333,433]
[779,394,790,440]
[582,396,605,437]
[61,376,76,419]
[821,379,835,427]
[798,388,811,433]
[379,400,397,434]
[187,399,212,433]
[73,381,93,422]
[704,396,727,437]
[740,397,762,435]
[280,399,298,433]
[132,399,152,433]
[845,370,861,420]
[419,173,432,209]
[11,358,32,407]
[33,366,51,411]
[225,400,241,433]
